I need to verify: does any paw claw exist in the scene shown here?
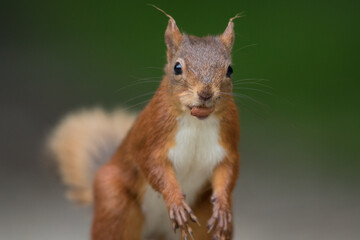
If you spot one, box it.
[172,221,178,233]
[168,198,199,239]
[207,223,214,233]
[181,228,188,240]
[208,196,232,240]
[189,230,194,240]
[190,214,200,226]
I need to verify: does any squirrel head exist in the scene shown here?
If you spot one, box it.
[162,15,240,118]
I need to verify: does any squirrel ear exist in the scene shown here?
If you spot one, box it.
[149,5,182,58]
[165,18,183,57]
[220,15,241,52]
[220,21,234,51]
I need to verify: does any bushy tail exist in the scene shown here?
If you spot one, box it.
[46,108,137,205]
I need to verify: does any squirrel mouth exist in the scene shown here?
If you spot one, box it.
[189,105,215,119]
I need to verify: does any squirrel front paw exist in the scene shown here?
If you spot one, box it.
[168,198,200,240]
[207,196,232,240]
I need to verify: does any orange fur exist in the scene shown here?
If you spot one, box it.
[92,83,239,240]
[47,14,241,240]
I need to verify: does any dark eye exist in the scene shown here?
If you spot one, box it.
[174,62,183,75]
[226,65,233,78]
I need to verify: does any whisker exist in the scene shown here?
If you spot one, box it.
[220,95,269,119]
[219,92,234,96]
[233,43,257,54]
[232,78,270,83]
[123,99,152,111]
[116,76,161,92]
[162,88,189,94]
[229,93,268,108]
[122,92,156,104]
[234,87,275,96]
[223,93,271,120]
[143,66,163,70]
[232,82,273,89]
[129,76,162,81]
[122,91,191,111]
[219,95,234,102]
[116,81,160,92]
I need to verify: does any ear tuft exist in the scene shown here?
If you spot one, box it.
[149,4,183,57]
[220,13,244,52]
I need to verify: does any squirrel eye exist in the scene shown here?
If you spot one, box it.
[226,65,233,78]
[174,62,183,75]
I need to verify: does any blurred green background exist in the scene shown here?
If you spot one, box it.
[0,0,359,239]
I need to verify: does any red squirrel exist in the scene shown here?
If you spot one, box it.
[48,10,240,240]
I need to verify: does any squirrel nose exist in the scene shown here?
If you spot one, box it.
[197,90,213,101]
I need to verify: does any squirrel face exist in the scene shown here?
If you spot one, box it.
[163,16,237,118]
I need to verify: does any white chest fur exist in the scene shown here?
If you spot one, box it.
[141,114,226,239]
